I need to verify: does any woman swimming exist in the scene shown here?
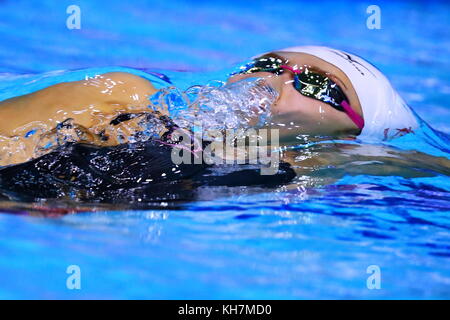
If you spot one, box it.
[0,46,448,201]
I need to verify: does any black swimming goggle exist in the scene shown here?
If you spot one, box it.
[232,54,364,130]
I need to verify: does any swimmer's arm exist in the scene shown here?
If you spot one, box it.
[0,72,162,166]
[281,148,450,188]
[0,72,161,137]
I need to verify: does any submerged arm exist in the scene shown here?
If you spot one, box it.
[281,143,450,189]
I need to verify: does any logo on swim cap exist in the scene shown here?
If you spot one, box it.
[330,49,377,77]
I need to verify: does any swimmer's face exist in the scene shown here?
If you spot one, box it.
[227,51,363,141]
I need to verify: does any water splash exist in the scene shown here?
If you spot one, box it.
[150,77,279,137]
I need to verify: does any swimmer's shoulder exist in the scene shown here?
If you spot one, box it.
[31,71,158,102]
[0,71,158,106]
[41,71,159,112]
[98,72,158,94]
[77,71,158,98]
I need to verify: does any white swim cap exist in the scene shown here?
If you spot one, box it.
[275,46,419,141]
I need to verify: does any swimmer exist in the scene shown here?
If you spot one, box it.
[0,45,441,173]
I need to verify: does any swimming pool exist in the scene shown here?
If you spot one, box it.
[0,0,449,299]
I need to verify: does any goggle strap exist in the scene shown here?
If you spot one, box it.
[341,100,365,129]
[280,64,302,74]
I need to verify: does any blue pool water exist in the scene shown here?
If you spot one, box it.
[0,0,450,299]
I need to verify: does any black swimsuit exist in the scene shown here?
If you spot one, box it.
[0,113,296,203]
